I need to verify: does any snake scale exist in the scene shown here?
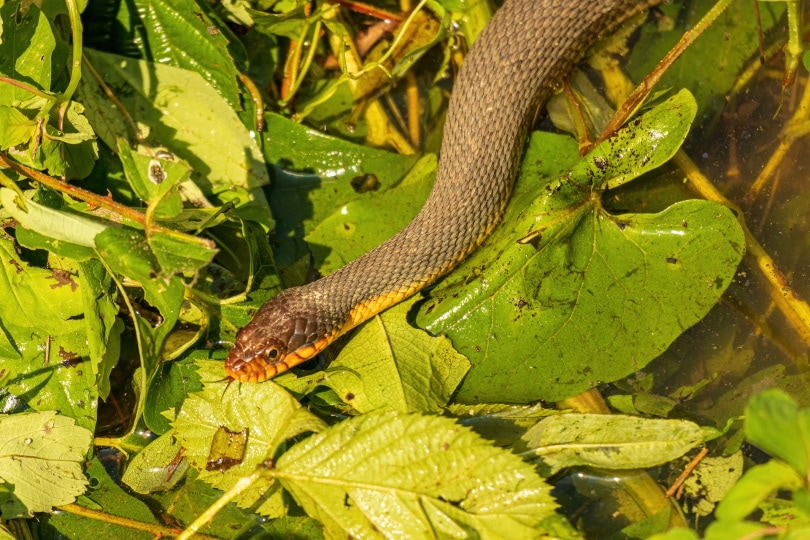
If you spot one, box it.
[226,0,660,382]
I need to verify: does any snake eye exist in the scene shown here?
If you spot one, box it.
[265,347,280,360]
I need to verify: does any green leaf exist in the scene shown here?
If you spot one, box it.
[305,155,436,274]
[447,402,560,447]
[117,138,191,210]
[121,431,189,495]
[144,355,204,435]
[0,411,92,517]
[79,49,268,194]
[278,297,469,414]
[521,414,704,475]
[703,520,767,540]
[172,361,325,517]
[0,106,36,148]
[745,389,810,477]
[262,113,421,268]
[94,227,185,393]
[147,230,218,278]
[0,237,98,431]
[77,259,122,400]
[417,90,745,402]
[0,1,56,96]
[715,460,803,522]
[275,411,558,539]
[116,0,245,110]
[647,528,699,540]
[0,187,109,250]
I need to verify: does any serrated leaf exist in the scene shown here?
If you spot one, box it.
[521,414,704,475]
[274,411,557,539]
[172,361,325,517]
[0,236,98,431]
[0,411,92,517]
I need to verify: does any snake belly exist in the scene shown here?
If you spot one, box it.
[226,0,659,382]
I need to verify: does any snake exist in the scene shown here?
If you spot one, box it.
[226,0,660,382]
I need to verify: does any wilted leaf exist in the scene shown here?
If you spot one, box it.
[521,414,704,475]
[682,452,744,517]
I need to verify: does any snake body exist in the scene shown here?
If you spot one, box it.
[226,0,658,382]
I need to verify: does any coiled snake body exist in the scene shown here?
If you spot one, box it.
[226,0,658,382]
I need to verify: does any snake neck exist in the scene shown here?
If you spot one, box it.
[228,0,661,380]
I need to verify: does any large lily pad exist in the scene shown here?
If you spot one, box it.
[417,90,745,402]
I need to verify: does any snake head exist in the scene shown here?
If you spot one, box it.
[225,289,336,382]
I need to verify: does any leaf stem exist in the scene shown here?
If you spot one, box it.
[0,77,52,100]
[0,152,146,226]
[61,0,84,105]
[595,0,735,148]
[58,503,220,540]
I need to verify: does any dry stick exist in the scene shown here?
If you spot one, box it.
[238,72,266,132]
[404,71,421,147]
[59,503,221,540]
[745,77,810,204]
[594,0,736,149]
[82,55,143,144]
[665,447,709,498]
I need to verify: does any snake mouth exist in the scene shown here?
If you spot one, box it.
[225,337,333,382]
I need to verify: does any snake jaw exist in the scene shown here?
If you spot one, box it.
[225,288,339,382]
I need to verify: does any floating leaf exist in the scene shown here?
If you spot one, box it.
[521,414,704,475]
[0,411,92,517]
[274,411,558,539]
[418,90,745,402]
